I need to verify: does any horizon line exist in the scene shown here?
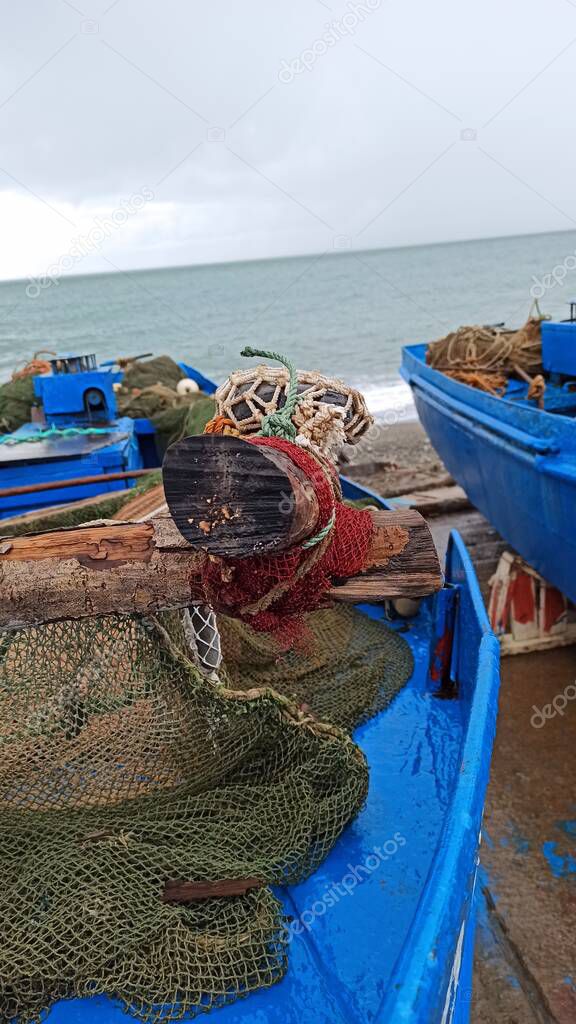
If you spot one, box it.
[2,223,576,287]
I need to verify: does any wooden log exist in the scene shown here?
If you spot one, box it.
[0,509,442,630]
[163,434,320,557]
[329,509,443,602]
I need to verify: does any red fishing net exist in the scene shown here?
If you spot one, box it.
[202,437,374,647]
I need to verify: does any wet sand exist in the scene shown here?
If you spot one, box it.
[345,418,576,1022]
[472,647,576,1024]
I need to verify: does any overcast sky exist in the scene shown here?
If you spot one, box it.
[2,0,576,281]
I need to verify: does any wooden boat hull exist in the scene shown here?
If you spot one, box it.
[402,344,576,603]
[45,528,500,1024]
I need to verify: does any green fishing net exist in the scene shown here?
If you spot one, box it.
[0,601,413,1023]
[0,378,36,434]
[116,356,216,453]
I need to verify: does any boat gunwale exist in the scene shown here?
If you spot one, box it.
[375,530,500,1023]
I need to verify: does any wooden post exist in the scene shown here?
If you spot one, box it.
[0,508,442,630]
[162,434,320,556]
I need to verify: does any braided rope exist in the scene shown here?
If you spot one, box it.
[238,526,334,617]
[241,347,303,441]
[0,425,113,446]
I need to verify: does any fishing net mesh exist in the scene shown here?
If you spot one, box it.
[0,603,413,1023]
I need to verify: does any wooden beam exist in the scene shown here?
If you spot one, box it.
[384,485,470,517]
[0,508,442,630]
[329,509,443,602]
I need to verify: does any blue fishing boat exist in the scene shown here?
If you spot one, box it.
[0,353,217,520]
[401,311,576,603]
[0,360,500,1023]
[21,524,496,1024]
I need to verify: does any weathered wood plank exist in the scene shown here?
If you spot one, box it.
[0,508,442,629]
[162,878,264,902]
[385,484,470,516]
[330,509,443,601]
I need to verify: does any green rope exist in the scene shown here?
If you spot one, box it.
[241,347,303,441]
[301,509,336,548]
[0,425,113,446]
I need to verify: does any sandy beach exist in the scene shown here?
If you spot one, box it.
[341,418,452,497]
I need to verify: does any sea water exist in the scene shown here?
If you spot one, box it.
[2,228,576,418]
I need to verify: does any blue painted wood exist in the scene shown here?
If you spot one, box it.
[402,343,576,602]
[542,320,576,377]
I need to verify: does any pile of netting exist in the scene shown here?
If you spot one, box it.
[426,317,544,395]
[116,356,216,452]
[0,601,413,1023]
[0,377,37,434]
[0,356,216,445]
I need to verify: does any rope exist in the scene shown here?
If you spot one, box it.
[238,526,334,617]
[241,347,303,441]
[203,414,239,436]
[302,509,336,548]
[11,359,52,381]
[0,425,113,446]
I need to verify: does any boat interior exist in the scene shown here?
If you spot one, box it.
[44,532,498,1024]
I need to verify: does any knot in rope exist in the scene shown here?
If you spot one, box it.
[241,347,302,441]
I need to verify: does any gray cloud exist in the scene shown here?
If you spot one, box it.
[1,0,576,279]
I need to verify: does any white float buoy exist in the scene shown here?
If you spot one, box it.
[177,377,200,396]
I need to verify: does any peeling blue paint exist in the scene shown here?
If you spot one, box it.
[558,819,576,840]
[497,822,529,854]
[542,841,576,878]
